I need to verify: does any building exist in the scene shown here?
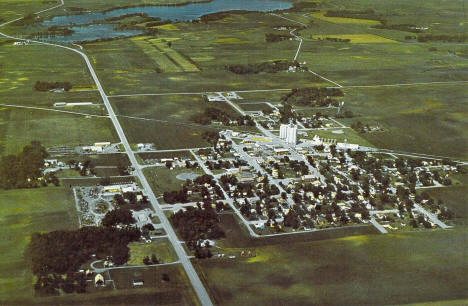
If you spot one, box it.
[280,124,288,140]
[280,124,297,145]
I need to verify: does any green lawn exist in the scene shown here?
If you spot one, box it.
[143,166,203,195]
[0,187,78,302]
[128,238,178,265]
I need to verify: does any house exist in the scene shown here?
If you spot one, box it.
[132,279,144,286]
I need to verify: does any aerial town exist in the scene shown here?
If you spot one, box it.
[0,0,466,305]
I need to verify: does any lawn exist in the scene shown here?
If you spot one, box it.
[128,238,178,265]
[143,166,203,195]
[197,228,468,305]
[0,187,78,302]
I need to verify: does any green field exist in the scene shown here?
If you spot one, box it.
[340,84,468,159]
[0,187,78,302]
[197,228,468,305]
[0,108,118,155]
[111,94,246,149]
[143,166,203,195]
[128,238,178,265]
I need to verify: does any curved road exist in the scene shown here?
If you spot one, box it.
[0,3,212,306]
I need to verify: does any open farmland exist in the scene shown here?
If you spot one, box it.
[0,187,77,302]
[110,94,254,149]
[197,228,468,306]
[0,108,117,155]
[340,84,468,159]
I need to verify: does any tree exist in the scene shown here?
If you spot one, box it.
[143,256,151,265]
[101,208,136,227]
[151,254,159,264]
[111,244,130,265]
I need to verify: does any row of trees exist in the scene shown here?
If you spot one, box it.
[281,87,344,107]
[225,60,293,74]
[34,81,72,92]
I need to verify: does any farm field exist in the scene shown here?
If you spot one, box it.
[0,108,118,155]
[111,94,254,149]
[197,227,468,305]
[0,187,78,302]
[339,84,468,159]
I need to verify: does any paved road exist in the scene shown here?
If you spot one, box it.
[413,203,451,229]
[107,80,468,98]
[370,218,388,234]
[189,150,261,237]
[0,5,213,306]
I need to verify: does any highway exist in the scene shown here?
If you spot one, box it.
[0,5,213,306]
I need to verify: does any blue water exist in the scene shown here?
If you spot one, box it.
[42,24,143,43]
[43,0,292,26]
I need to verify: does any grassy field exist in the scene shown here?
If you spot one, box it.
[0,108,118,155]
[143,166,203,195]
[0,187,78,302]
[110,94,251,149]
[128,238,178,265]
[197,228,468,305]
[339,84,468,159]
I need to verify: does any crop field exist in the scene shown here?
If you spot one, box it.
[128,238,178,265]
[339,84,468,159]
[84,12,326,95]
[110,94,252,149]
[197,228,468,305]
[132,36,200,73]
[0,187,77,302]
[0,108,117,155]
[143,166,204,196]
[309,12,381,26]
[0,42,94,104]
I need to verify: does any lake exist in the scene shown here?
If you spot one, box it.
[45,0,291,26]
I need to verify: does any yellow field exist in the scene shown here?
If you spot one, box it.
[131,36,199,72]
[313,34,398,44]
[155,23,180,31]
[69,84,97,91]
[213,37,248,44]
[311,12,380,25]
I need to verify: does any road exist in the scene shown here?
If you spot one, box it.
[370,217,388,234]
[107,80,468,98]
[413,203,451,229]
[0,4,213,306]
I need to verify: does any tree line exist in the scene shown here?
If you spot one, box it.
[225,60,294,74]
[34,80,72,92]
[0,141,48,189]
